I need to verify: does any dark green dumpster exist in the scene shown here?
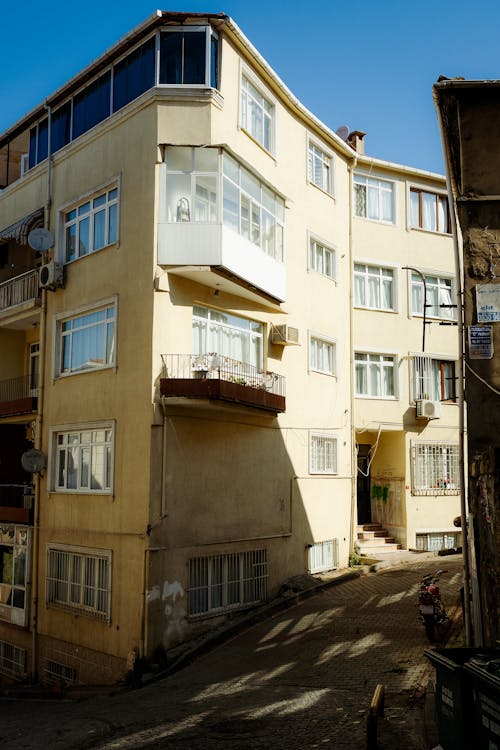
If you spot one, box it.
[464,657,500,748]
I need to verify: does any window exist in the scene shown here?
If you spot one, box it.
[411,442,460,494]
[56,302,116,376]
[53,425,113,493]
[410,188,450,233]
[355,352,396,398]
[310,237,335,280]
[165,146,219,223]
[0,525,30,627]
[159,27,219,87]
[411,355,456,402]
[411,273,455,320]
[0,640,26,677]
[63,187,119,262]
[45,660,77,686]
[29,342,40,395]
[188,549,268,616]
[354,174,395,223]
[354,264,395,311]
[308,539,338,574]
[113,37,156,111]
[46,545,111,622]
[193,306,263,368]
[415,532,461,552]
[240,74,274,152]
[308,142,333,194]
[309,335,336,376]
[72,72,111,140]
[310,433,338,474]
[222,154,284,261]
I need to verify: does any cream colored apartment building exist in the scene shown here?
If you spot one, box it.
[0,11,460,685]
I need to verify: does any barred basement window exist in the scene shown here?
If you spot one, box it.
[310,432,338,474]
[411,443,460,494]
[0,640,26,677]
[46,545,111,622]
[416,532,461,552]
[45,660,77,685]
[308,539,338,574]
[188,549,268,616]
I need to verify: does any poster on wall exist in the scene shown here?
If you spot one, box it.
[476,283,500,322]
[468,325,494,359]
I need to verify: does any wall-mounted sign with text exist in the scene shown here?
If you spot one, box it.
[476,283,500,322]
[469,325,494,359]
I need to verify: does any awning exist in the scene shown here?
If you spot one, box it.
[0,208,44,246]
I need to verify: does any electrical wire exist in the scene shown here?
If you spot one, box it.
[465,360,500,397]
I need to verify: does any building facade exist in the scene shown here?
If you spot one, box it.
[0,11,460,685]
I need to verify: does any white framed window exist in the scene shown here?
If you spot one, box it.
[309,236,336,280]
[354,174,395,223]
[240,73,275,152]
[410,188,450,234]
[309,334,336,376]
[188,549,268,617]
[310,432,338,474]
[52,423,114,494]
[46,544,112,622]
[0,525,31,627]
[411,355,456,402]
[62,185,119,263]
[0,640,26,677]
[354,263,395,311]
[308,539,339,573]
[415,531,461,552]
[55,300,116,377]
[411,273,455,320]
[355,352,396,399]
[411,442,460,495]
[193,306,264,369]
[308,141,333,194]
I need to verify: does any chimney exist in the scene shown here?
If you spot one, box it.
[348,130,366,155]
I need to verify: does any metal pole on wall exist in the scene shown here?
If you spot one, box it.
[402,266,428,352]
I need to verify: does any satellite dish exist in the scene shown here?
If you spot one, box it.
[28,227,53,252]
[336,125,350,141]
[21,449,46,474]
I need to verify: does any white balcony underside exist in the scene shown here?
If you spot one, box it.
[157,223,286,303]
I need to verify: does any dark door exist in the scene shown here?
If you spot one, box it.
[357,444,372,525]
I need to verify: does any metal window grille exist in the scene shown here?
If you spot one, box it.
[45,659,77,685]
[0,640,26,677]
[46,546,111,622]
[411,443,460,494]
[416,532,461,552]
[308,539,339,574]
[188,549,268,617]
[310,434,338,474]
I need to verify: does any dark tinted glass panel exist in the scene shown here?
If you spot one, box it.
[37,119,48,163]
[159,32,183,84]
[113,36,155,112]
[51,102,71,154]
[159,31,206,84]
[29,128,37,168]
[210,35,218,88]
[72,72,111,140]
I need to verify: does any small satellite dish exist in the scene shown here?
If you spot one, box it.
[335,125,350,142]
[21,449,46,474]
[28,227,53,252]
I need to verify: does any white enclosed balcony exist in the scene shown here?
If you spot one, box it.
[157,147,286,304]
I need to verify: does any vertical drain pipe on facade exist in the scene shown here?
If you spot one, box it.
[348,152,358,562]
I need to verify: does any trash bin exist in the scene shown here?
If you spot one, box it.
[464,656,500,749]
[424,648,499,750]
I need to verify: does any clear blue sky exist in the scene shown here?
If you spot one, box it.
[2,0,500,174]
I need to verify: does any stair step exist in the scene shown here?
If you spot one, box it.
[357,530,389,540]
[358,537,397,546]
[357,543,402,555]
[357,524,383,532]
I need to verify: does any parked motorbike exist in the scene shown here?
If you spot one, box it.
[417,569,449,642]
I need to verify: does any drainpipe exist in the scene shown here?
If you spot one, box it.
[348,153,358,559]
[31,102,53,680]
[433,87,473,646]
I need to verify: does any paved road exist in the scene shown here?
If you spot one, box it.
[1,555,464,749]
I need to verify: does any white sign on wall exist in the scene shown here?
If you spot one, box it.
[476,283,500,322]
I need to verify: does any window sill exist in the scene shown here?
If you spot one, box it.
[354,215,396,227]
[354,305,397,314]
[63,241,118,266]
[239,126,276,161]
[308,180,335,200]
[355,395,398,401]
[54,364,116,380]
[409,226,452,237]
[50,490,113,496]
[411,489,460,496]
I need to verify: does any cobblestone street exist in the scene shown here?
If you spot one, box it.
[1,554,464,749]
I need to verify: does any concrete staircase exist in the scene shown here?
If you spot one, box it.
[356,523,402,556]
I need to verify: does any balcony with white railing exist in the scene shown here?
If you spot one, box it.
[0,269,41,327]
[160,354,286,413]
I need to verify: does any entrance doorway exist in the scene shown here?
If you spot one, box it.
[357,444,372,525]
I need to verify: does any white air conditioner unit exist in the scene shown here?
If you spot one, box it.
[20,154,29,176]
[416,399,441,420]
[271,324,299,346]
[39,262,64,291]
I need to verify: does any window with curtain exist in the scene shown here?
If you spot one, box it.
[310,433,338,474]
[310,238,335,280]
[355,352,396,398]
[354,263,394,310]
[54,426,113,493]
[411,442,460,493]
[192,306,263,368]
[46,545,111,621]
[57,303,116,376]
[354,174,395,223]
[411,273,455,319]
[411,355,456,401]
[63,186,119,262]
[240,75,274,152]
[410,188,450,233]
[309,335,336,376]
[308,142,333,194]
